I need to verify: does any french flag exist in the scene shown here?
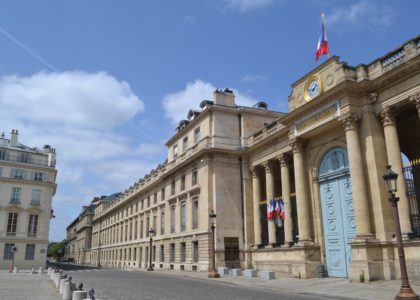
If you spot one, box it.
[316,13,329,61]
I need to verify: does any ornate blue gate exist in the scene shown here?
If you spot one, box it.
[319,147,356,278]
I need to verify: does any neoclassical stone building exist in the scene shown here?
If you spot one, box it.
[70,36,420,281]
[0,130,57,269]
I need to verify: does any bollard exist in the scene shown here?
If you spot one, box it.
[13,267,18,273]
[39,267,44,274]
[62,281,72,300]
[60,279,69,295]
[48,267,52,275]
[72,290,87,300]
[51,270,56,281]
[55,274,63,288]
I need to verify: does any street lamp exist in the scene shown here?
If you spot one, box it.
[208,210,220,278]
[383,165,419,300]
[147,228,154,271]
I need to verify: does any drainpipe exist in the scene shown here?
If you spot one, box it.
[238,114,246,255]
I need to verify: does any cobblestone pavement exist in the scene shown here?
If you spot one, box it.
[64,268,335,300]
[0,270,60,300]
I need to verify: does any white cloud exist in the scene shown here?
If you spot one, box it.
[0,71,162,241]
[182,15,197,23]
[242,74,266,82]
[327,1,396,33]
[222,0,275,12]
[162,79,258,124]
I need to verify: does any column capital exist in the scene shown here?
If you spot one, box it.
[261,160,274,173]
[289,138,306,153]
[380,106,396,127]
[409,92,420,117]
[276,153,291,167]
[338,112,360,131]
[249,166,259,178]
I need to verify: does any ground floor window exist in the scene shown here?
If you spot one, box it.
[193,241,199,263]
[3,243,15,260]
[180,242,186,262]
[25,244,35,260]
[170,243,175,262]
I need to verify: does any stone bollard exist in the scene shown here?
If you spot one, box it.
[72,290,87,300]
[48,267,52,275]
[62,281,72,300]
[39,267,44,274]
[31,267,35,274]
[51,270,56,281]
[13,267,18,273]
[60,279,69,295]
[55,274,63,288]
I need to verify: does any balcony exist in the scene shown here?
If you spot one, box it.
[0,152,55,168]
[9,199,21,204]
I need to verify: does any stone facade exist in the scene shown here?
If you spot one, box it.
[67,36,420,281]
[0,130,57,269]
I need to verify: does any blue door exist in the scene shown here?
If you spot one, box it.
[319,148,356,278]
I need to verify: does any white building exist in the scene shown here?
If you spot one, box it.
[0,130,57,269]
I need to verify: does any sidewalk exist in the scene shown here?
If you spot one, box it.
[135,268,420,300]
[0,270,60,300]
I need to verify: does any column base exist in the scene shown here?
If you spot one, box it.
[355,233,375,241]
[296,239,313,246]
[208,270,220,278]
[282,242,293,248]
[395,286,419,299]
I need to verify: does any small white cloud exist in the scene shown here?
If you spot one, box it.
[242,74,266,82]
[222,0,275,13]
[162,79,258,124]
[327,1,396,33]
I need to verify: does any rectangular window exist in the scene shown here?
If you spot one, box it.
[181,175,185,191]
[25,244,35,260]
[153,193,157,205]
[140,220,144,239]
[0,150,7,160]
[18,153,31,163]
[153,245,156,261]
[13,169,24,179]
[173,144,178,159]
[31,189,42,205]
[7,213,18,235]
[171,180,175,195]
[134,221,138,240]
[0,167,2,176]
[182,137,188,152]
[192,169,198,186]
[180,202,186,232]
[193,241,199,262]
[170,205,176,233]
[160,211,165,235]
[33,172,44,181]
[3,243,15,260]
[147,197,150,207]
[161,187,165,201]
[170,244,175,262]
[194,127,200,144]
[146,217,150,235]
[160,245,164,262]
[192,198,199,229]
[153,215,157,232]
[135,203,138,213]
[28,214,38,237]
[133,248,137,261]
[181,242,186,262]
[11,187,22,203]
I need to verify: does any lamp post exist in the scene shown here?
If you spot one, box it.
[208,210,220,278]
[383,165,419,300]
[147,228,154,271]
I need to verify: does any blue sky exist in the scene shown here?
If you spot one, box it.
[0,0,418,241]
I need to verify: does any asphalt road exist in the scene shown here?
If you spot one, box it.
[57,267,342,300]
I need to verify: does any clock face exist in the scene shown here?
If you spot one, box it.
[304,77,322,101]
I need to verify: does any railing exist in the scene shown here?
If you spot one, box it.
[382,48,405,72]
[0,152,55,168]
[403,159,420,237]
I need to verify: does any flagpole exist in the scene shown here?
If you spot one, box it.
[322,13,330,59]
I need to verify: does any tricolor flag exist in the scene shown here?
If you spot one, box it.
[316,13,329,61]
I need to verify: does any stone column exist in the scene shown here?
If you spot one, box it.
[251,166,262,246]
[278,153,293,246]
[381,106,412,236]
[409,92,420,118]
[290,138,311,243]
[262,161,277,246]
[338,112,373,239]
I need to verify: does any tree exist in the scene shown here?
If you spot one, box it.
[47,240,65,259]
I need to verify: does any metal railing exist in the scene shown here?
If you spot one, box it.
[0,153,55,167]
[403,159,420,237]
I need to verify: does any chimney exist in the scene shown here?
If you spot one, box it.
[213,88,235,107]
[1,133,7,146]
[10,129,18,147]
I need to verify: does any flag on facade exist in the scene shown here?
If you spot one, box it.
[316,13,329,61]
[267,199,275,219]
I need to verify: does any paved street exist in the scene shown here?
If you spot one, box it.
[62,268,334,300]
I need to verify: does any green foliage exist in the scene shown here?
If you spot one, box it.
[47,240,65,258]
[359,270,365,283]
